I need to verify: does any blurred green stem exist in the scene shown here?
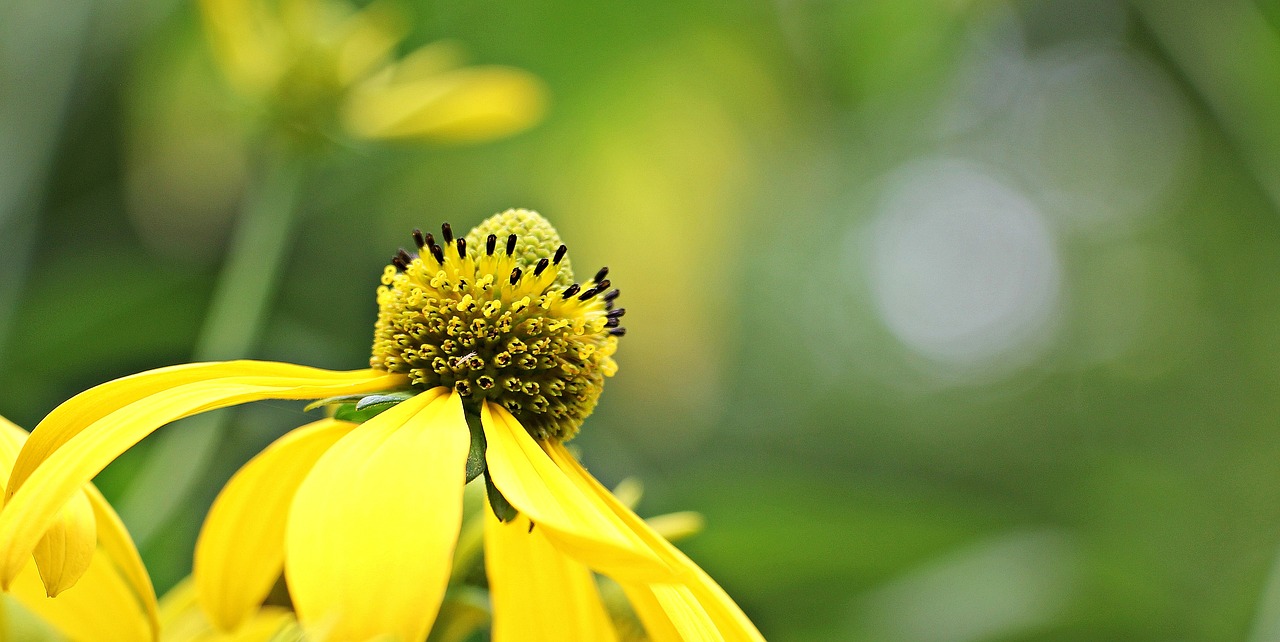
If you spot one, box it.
[115,149,305,547]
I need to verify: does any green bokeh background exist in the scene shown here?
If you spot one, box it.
[4,0,1280,640]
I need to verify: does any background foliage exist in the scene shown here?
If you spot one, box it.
[3,1,1280,640]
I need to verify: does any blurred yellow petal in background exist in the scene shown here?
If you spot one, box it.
[344,55,547,142]
[198,0,546,144]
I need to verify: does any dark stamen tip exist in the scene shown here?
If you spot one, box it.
[534,258,550,276]
[506,234,517,255]
[510,267,522,285]
[607,308,626,318]
[605,317,620,328]
[441,222,454,243]
[579,281,609,300]
[553,244,568,264]
[486,234,497,256]
[562,283,581,298]
[609,327,627,337]
[456,238,467,257]
[430,244,445,263]
[603,289,621,302]
[594,267,609,283]
[412,229,426,249]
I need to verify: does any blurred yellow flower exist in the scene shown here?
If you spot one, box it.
[0,415,159,642]
[201,0,547,143]
[0,210,761,641]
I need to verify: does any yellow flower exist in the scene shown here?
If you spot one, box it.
[0,210,762,641]
[201,0,547,143]
[0,415,159,642]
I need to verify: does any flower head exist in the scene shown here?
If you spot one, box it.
[371,209,623,440]
[0,210,761,642]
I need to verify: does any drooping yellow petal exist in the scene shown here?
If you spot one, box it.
[1,361,404,589]
[546,443,764,642]
[195,419,357,631]
[85,483,161,638]
[479,403,669,582]
[621,582,722,642]
[9,544,154,642]
[31,487,95,597]
[343,61,547,142]
[0,418,155,642]
[484,511,619,642]
[4,412,98,598]
[286,388,468,642]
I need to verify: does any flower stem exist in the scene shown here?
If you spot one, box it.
[115,149,305,548]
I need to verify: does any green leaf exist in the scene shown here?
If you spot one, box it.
[484,469,518,523]
[464,412,487,483]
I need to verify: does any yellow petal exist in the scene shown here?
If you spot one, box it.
[195,419,357,631]
[207,608,295,642]
[546,443,764,642]
[0,416,159,641]
[621,582,722,642]
[160,576,297,642]
[343,63,547,142]
[484,511,619,642]
[160,577,202,636]
[479,403,669,582]
[286,388,468,642]
[31,487,95,596]
[86,483,162,638]
[8,544,154,642]
[0,361,403,589]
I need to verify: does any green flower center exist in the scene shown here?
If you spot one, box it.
[370,209,625,441]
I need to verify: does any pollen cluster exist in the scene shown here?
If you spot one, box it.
[370,209,625,441]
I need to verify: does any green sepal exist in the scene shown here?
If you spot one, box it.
[303,393,372,413]
[307,391,416,423]
[484,469,518,523]
[332,403,381,423]
[464,412,487,483]
[355,391,416,410]
[303,390,414,413]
